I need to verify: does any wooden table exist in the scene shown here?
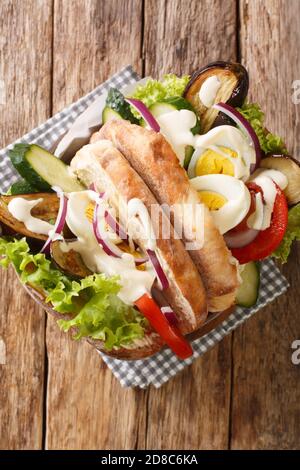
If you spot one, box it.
[0,0,300,450]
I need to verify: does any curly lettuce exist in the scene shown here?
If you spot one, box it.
[0,237,146,350]
[130,73,190,117]
[237,102,287,154]
[272,204,300,263]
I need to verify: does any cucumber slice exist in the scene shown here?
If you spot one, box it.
[149,102,177,117]
[8,179,40,195]
[236,261,260,308]
[9,144,85,193]
[149,96,201,135]
[102,106,123,124]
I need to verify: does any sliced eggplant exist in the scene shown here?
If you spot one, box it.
[184,61,249,134]
[0,193,59,240]
[260,155,300,205]
[50,239,92,278]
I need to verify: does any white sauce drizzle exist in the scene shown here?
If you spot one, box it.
[7,198,54,236]
[63,191,155,305]
[247,192,264,230]
[254,176,277,230]
[199,75,221,108]
[156,109,196,165]
[251,168,288,190]
[249,168,288,230]
[127,198,156,251]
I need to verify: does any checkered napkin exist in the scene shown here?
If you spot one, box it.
[0,66,289,388]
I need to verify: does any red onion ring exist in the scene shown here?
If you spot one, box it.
[89,182,105,198]
[93,202,148,264]
[93,202,126,258]
[41,191,68,254]
[213,102,261,172]
[125,98,160,132]
[147,249,169,290]
[104,210,129,242]
[224,227,259,249]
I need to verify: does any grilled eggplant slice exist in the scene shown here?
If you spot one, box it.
[184,61,249,133]
[260,155,300,205]
[50,239,92,278]
[0,193,59,240]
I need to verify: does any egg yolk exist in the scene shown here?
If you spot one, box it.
[195,146,237,177]
[199,191,227,211]
[85,202,95,222]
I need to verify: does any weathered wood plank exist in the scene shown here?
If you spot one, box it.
[145,341,232,449]
[46,0,145,450]
[142,0,237,450]
[46,317,148,449]
[143,0,237,77]
[0,0,53,449]
[231,0,300,450]
[52,0,143,112]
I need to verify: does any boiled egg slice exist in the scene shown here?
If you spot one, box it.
[191,174,251,234]
[188,125,256,180]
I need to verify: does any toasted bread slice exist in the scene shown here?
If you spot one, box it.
[95,120,239,312]
[71,139,208,334]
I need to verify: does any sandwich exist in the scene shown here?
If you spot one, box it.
[94,120,239,312]
[1,61,299,361]
[70,139,208,335]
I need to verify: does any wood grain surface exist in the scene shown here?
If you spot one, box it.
[231,0,300,450]
[0,0,299,450]
[46,0,145,451]
[0,0,52,449]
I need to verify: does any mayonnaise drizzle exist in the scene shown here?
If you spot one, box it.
[156,109,196,165]
[64,191,155,305]
[7,197,54,235]
[199,75,221,108]
[247,192,264,230]
[127,198,156,251]
[249,168,288,230]
[251,168,288,190]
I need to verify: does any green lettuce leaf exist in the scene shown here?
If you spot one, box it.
[237,102,287,154]
[272,204,300,263]
[0,237,146,350]
[59,294,145,349]
[130,74,190,117]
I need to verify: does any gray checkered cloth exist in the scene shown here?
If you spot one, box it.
[0,66,289,388]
